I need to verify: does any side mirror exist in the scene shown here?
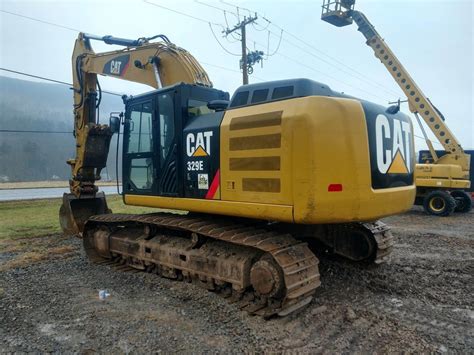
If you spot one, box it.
[109,116,121,134]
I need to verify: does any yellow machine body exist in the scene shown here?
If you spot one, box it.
[125,96,416,224]
[416,164,470,189]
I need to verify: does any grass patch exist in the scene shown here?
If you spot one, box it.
[0,195,181,270]
[0,195,160,241]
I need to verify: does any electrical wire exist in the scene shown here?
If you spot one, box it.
[251,20,270,32]
[195,0,237,18]
[268,28,400,98]
[1,68,69,87]
[201,1,399,96]
[1,56,253,89]
[219,1,402,97]
[0,9,80,32]
[0,129,73,134]
[3,4,390,100]
[263,22,400,97]
[414,134,442,146]
[208,23,241,56]
[0,67,123,97]
[0,128,442,147]
[3,2,400,99]
[192,0,391,100]
[276,51,387,102]
[143,0,222,26]
[223,10,241,42]
[265,29,283,57]
[0,11,436,143]
[220,0,253,18]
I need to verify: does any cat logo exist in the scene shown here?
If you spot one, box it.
[103,55,130,76]
[186,131,213,157]
[375,114,412,174]
[110,60,122,75]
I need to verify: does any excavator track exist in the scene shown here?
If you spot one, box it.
[363,221,395,264]
[308,220,395,264]
[83,213,321,318]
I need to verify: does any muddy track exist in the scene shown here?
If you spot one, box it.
[85,213,322,318]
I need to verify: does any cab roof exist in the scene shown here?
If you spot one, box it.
[229,78,350,109]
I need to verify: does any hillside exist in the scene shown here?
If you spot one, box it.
[0,76,123,182]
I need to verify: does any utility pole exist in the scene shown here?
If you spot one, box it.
[225,15,258,85]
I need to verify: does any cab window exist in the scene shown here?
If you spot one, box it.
[127,101,153,153]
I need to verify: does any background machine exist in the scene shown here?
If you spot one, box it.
[321,0,472,216]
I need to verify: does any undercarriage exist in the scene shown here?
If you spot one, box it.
[83,213,393,317]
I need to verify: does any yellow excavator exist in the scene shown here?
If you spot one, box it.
[60,31,416,317]
[321,0,472,216]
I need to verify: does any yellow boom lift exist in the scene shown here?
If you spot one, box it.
[60,31,416,317]
[321,0,472,216]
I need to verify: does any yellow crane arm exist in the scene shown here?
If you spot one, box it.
[68,32,212,198]
[348,10,469,170]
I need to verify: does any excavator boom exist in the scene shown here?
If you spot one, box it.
[60,33,212,235]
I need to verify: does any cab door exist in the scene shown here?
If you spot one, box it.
[156,91,179,196]
[123,99,157,195]
[123,91,180,197]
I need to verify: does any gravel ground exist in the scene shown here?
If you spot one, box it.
[1,206,473,353]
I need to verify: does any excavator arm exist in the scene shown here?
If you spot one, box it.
[60,33,212,235]
[321,0,470,172]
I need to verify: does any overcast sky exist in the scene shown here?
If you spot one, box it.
[1,0,473,149]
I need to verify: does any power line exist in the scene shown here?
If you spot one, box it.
[208,23,241,56]
[1,129,442,146]
[3,3,401,100]
[265,29,283,57]
[414,134,442,146]
[0,68,124,97]
[0,9,80,32]
[0,129,73,134]
[261,28,400,98]
[193,0,388,101]
[201,61,265,82]
[216,2,401,97]
[195,0,238,17]
[143,0,222,26]
[2,8,255,84]
[220,0,253,18]
[275,52,387,102]
[2,4,390,98]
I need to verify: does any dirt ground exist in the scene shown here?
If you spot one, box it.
[1,206,473,353]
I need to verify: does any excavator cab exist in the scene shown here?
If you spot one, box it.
[60,83,229,236]
[321,0,355,27]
